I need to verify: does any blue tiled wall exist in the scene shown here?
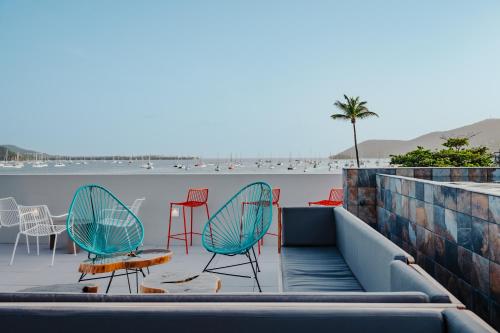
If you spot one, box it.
[376,174,499,329]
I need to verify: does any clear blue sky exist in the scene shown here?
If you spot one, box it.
[1,0,499,157]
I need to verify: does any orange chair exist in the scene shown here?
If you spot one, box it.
[258,188,281,254]
[308,188,343,207]
[167,188,210,254]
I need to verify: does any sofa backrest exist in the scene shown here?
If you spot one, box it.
[0,303,494,333]
[334,207,413,292]
[282,207,336,246]
[0,304,446,333]
[390,260,451,303]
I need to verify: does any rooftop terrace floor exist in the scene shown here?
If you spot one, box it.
[0,243,279,293]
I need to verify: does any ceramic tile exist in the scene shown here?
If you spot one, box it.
[472,192,489,221]
[433,205,445,236]
[457,189,472,215]
[489,223,500,264]
[443,187,457,211]
[358,187,376,206]
[471,217,489,257]
[451,168,468,181]
[434,235,446,266]
[424,183,434,203]
[457,246,472,283]
[408,180,416,198]
[417,225,434,258]
[445,239,459,275]
[472,289,490,323]
[443,209,458,242]
[409,222,417,248]
[433,185,445,207]
[490,261,500,304]
[408,197,417,223]
[414,168,432,179]
[346,169,358,187]
[489,195,500,224]
[471,252,490,296]
[432,168,451,178]
[415,182,425,201]
[457,212,472,250]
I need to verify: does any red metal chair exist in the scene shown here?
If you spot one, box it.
[167,188,210,254]
[255,188,280,254]
[308,188,343,207]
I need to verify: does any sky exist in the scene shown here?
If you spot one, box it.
[1,0,499,157]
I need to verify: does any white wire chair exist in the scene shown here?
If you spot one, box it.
[9,205,76,266]
[0,197,31,253]
[98,197,145,247]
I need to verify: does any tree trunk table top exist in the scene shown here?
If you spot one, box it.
[79,249,173,274]
[140,272,221,294]
[18,283,98,293]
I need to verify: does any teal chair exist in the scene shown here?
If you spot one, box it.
[201,182,273,292]
[67,184,144,257]
[67,184,145,293]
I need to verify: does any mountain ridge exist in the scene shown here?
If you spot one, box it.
[332,118,500,158]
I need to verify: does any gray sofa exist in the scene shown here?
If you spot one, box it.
[0,304,494,333]
[280,207,453,303]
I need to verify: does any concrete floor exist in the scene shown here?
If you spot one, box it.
[0,240,279,294]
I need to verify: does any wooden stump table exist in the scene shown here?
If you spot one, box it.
[140,272,221,294]
[78,248,173,293]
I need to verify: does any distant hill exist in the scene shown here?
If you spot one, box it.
[0,145,39,155]
[332,118,500,158]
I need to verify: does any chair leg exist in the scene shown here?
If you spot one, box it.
[9,233,21,266]
[247,251,262,292]
[51,234,57,266]
[251,246,260,273]
[36,236,40,256]
[125,269,131,293]
[206,204,213,244]
[202,253,216,272]
[182,206,188,254]
[25,234,30,254]
[73,242,77,256]
[190,207,193,246]
[205,203,210,219]
[167,204,173,249]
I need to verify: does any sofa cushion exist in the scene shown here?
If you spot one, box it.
[334,207,413,291]
[390,260,451,303]
[282,208,336,246]
[281,247,363,292]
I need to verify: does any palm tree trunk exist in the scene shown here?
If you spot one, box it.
[352,121,360,168]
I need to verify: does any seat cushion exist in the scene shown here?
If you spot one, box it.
[281,247,364,292]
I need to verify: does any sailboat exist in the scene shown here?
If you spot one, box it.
[141,155,154,169]
[32,153,48,168]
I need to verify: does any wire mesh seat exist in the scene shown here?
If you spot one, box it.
[201,182,272,292]
[167,188,210,254]
[0,197,31,253]
[66,185,144,257]
[308,188,344,207]
[9,204,75,266]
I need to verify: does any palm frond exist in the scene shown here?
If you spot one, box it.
[356,111,379,119]
[330,113,351,120]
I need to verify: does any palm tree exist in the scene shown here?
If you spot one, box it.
[331,95,379,168]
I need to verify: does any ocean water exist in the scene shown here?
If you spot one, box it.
[0,158,391,175]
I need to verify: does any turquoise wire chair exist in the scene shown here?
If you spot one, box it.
[201,182,273,292]
[66,184,144,257]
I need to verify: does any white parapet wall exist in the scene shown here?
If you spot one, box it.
[0,174,341,246]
